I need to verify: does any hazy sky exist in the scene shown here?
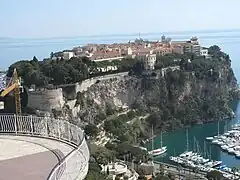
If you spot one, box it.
[0,0,239,38]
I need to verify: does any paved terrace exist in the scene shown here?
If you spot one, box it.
[0,135,74,180]
[0,114,90,180]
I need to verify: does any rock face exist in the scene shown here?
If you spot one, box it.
[64,65,237,126]
[25,62,238,129]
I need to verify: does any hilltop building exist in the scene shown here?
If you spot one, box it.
[135,51,157,70]
[63,51,74,60]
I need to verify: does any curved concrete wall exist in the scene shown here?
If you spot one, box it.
[0,114,89,180]
[27,89,64,112]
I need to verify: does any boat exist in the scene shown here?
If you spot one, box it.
[208,121,221,143]
[235,152,240,159]
[228,148,235,154]
[149,146,167,156]
[212,139,220,144]
[221,145,228,151]
[206,136,214,141]
[148,126,167,156]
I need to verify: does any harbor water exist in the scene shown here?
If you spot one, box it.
[153,99,240,168]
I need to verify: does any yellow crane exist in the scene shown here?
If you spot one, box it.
[0,68,22,115]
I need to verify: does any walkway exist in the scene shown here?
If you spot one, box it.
[0,135,74,180]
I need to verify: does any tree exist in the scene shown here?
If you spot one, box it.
[84,124,99,137]
[206,170,224,180]
[85,171,107,180]
[50,52,54,59]
[167,172,175,180]
[32,56,38,62]
[146,112,162,128]
[208,45,221,54]
[105,103,115,116]
[232,167,238,179]
[159,164,165,176]
[132,61,144,75]
[154,174,170,180]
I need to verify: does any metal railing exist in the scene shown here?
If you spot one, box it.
[0,114,90,180]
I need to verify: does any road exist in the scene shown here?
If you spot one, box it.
[154,162,208,180]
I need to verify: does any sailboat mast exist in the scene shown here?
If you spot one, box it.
[204,141,206,158]
[209,146,212,160]
[151,125,154,150]
[161,132,163,148]
[193,136,196,152]
[186,129,189,152]
[217,121,220,137]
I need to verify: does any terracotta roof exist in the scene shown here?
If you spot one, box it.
[90,51,121,60]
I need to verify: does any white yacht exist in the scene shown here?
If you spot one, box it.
[221,145,228,151]
[227,147,235,154]
[149,146,167,156]
[212,139,220,144]
[206,136,214,141]
[235,152,240,159]
[148,127,167,157]
[216,141,225,146]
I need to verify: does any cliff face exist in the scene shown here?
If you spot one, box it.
[20,52,237,130]
[65,62,237,128]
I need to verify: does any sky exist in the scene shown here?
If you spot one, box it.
[0,0,240,38]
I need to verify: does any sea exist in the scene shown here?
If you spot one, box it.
[1,29,240,167]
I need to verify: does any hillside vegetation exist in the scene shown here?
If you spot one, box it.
[7,45,238,136]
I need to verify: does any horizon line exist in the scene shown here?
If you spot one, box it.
[1,28,240,40]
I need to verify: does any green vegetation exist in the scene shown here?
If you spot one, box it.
[7,56,136,87]
[135,46,237,131]
[84,124,100,138]
[78,45,237,138]
[103,111,147,143]
[85,161,108,180]
[206,170,224,180]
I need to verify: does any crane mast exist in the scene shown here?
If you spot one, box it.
[0,68,22,115]
[13,69,21,115]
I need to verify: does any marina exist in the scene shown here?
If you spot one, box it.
[167,128,240,179]
[168,129,240,179]
[147,100,240,179]
[170,151,240,179]
[206,122,240,159]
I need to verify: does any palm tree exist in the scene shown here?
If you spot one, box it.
[177,165,182,179]
[232,167,237,179]
[193,167,199,179]
[159,164,165,176]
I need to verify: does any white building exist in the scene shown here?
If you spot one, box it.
[200,47,208,56]
[136,53,156,70]
[96,66,118,72]
[101,162,139,180]
[63,51,74,60]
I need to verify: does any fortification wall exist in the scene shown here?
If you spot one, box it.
[76,72,128,93]
[27,72,128,112]
[27,88,64,112]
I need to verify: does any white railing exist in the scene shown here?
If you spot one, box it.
[0,114,89,180]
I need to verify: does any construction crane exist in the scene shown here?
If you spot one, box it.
[0,68,22,115]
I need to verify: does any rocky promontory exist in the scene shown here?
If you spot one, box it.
[5,45,238,132]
